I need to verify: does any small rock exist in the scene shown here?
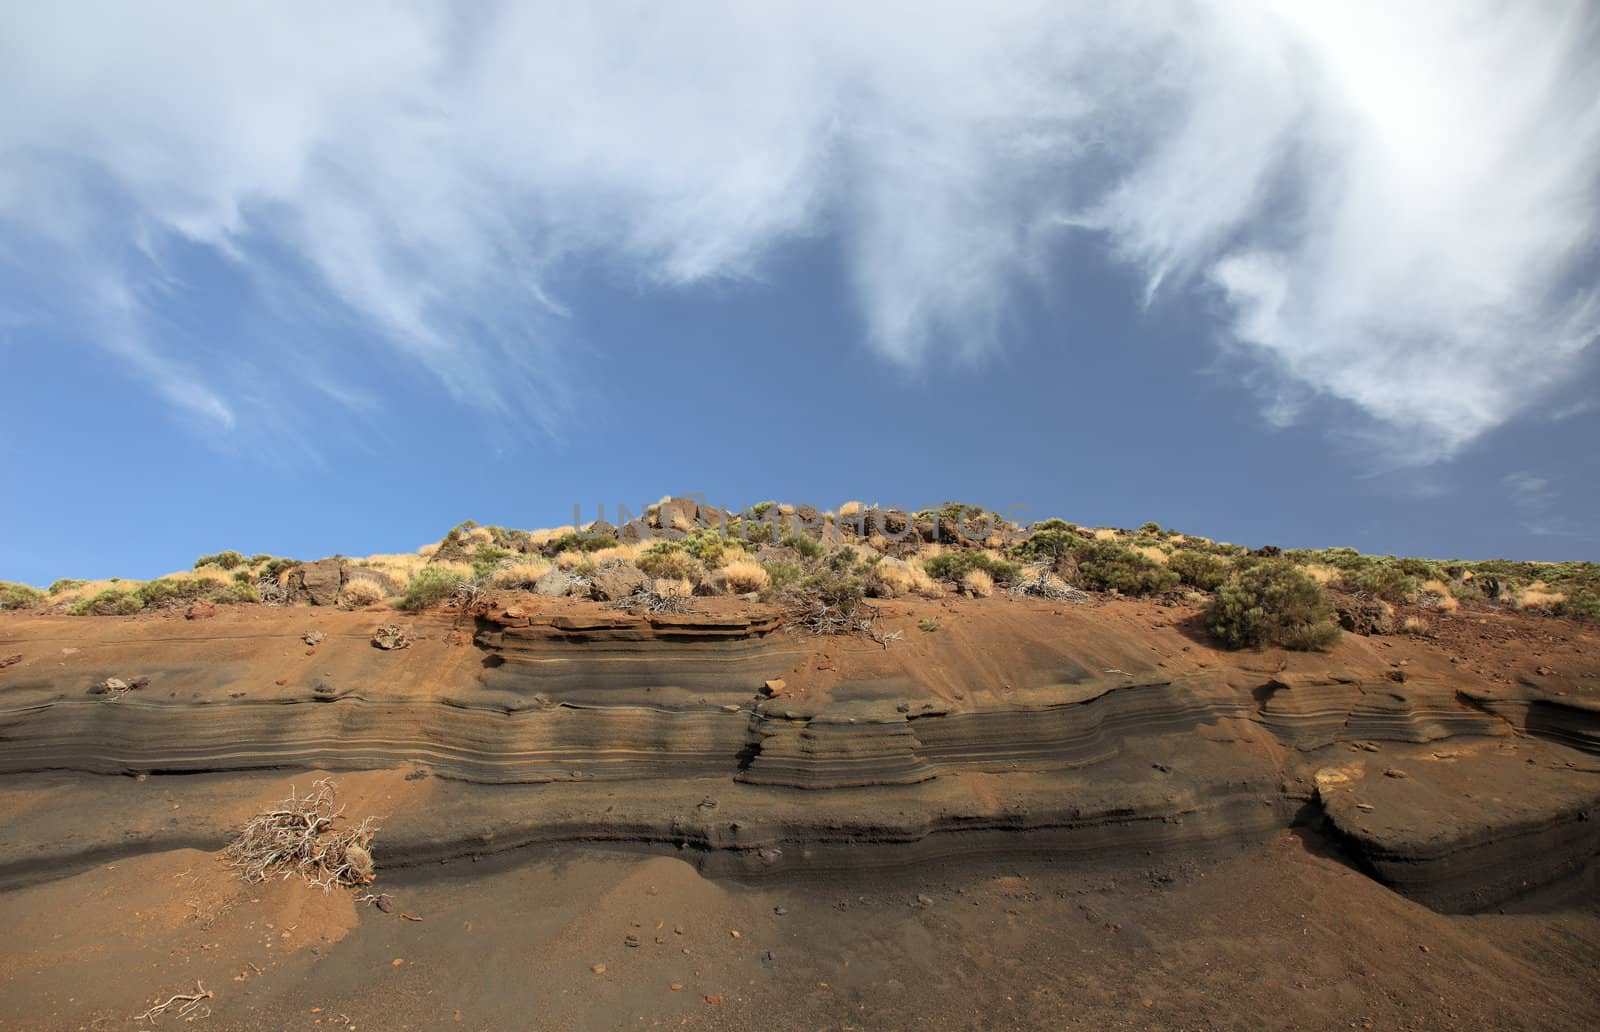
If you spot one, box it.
[896,702,910,713]
[703,995,724,1006]
[624,934,640,948]
[0,653,22,669]
[721,704,740,713]
[762,679,787,696]
[729,930,741,939]
[591,963,606,974]
[1536,665,1555,676]
[375,894,394,913]
[372,624,412,650]
[301,630,325,646]
[670,982,683,991]
[915,894,934,908]
[773,905,788,916]
[1383,768,1409,779]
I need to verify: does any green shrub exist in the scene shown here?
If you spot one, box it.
[795,568,866,608]
[0,581,45,610]
[1072,542,1180,595]
[542,532,620,556]
[1337,561,1417,603]
[132,578,211,610]
[399,566,469,611]
[759,560,804,591]
[1556,587,1600,623]
[211,582,259,605]
[636,543,705,581]
[923,550,1021,584]
[782,533,826,560]
[69,589,142,616]
[194,550,247,570]
[1138,521,1164,535]
[1011,521,1084,563]
[249,553,273,565]
[1168,550,1232,592]
[257,556,300,581]
[1207,560,1341,651]
[47,578,87,595]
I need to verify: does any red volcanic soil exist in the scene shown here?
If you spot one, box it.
[0,593,1596,1030]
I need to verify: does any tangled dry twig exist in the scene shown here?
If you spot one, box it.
[605,589,696,615]
[1008,563,1090,603]
[224,779,377,892]
[134,980,213,1022]
[781,590,896,647]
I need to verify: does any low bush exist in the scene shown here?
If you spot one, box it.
[132,578,212,610]
[1207,560,1341,651]
[923,550,1020,585]
[1,581,45,610]
[69,589,142,616]
[782,533,826,560]
[636,544,706,583]
[1168,550,1232,592]
[1072,541,1180,595]
[492,559,553,589]
[47,578,87,595]
[340,579,387,607]
[398,566,470,611]
[1556,587,1600,623]
[195,550,247,570]
[962,569,995,597]
[1010,520,1084,563]
[1337,561,1418,603]
[212,581,260,605]
[542,531,620,556]
[759,560,805,592]
[722,559,771,594]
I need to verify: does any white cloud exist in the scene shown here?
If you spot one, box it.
[0,1,1596,458]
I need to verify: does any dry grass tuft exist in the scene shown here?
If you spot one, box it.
[1512,583,1566,610]
[839,501,864,517]
[340,579,389,607]
[1401,615,1430,635]
[493,559,553,589]
[417,542,439,558]
[462,526,494,546]
[554,550,584,570]
[1435,594,1459,613]
[962,569,995,597]
[654,577,695,598]
[1303,564,1339,585]
[1133,545,1169,565]
[1093,528,1120,541]
[224,778,377,892]
[722,559,771,593]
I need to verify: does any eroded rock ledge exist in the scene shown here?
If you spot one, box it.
[0,599,1595,912]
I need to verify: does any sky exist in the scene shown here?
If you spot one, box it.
[2,1,1598,587]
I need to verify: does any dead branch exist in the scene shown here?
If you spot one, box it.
[781,590,897,647]
[605,589,696,615]
[134,981,213,1022]
[223,779,378,892]
[1008,562,1090,603]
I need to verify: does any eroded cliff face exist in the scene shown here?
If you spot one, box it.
[0,594,1595,912]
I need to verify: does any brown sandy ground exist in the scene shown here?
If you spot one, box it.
[0,831,1595,1031]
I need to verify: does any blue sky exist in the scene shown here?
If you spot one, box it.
[2,2,1598,586]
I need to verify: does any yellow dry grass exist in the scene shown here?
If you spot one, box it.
[722,559,771,593]
[587,541,650,566]
[1512,583,1566,610]
[1303,564,1339,585]
[462,526,494,546]
[362,553,429,585]
[1093,528,1120,541]
[962,569,995,597]
[654,576,694,598]
[417,542,439,558]
[838,501,864,517]
[1401,615,1429,634]
[554,550,583,570]
[1133,545,1169,565]
[340,579,388,607]
[1436,594,1459,613]
[493,559,552,589]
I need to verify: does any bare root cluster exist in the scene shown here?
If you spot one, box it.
[782,590,895,647]
[605,588,696,615]
[1008,563,1090,603]
[224,779,378,892]
[134,981,212,1022]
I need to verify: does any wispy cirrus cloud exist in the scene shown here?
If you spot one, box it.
[1,2,1595,459]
